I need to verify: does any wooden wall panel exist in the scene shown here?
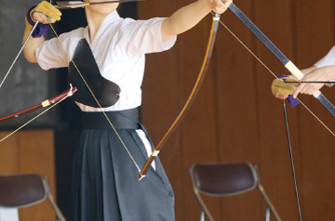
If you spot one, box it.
[139,0,335,220]
[294,0,335,220]
[137,0,184,219]
[214,1,263,220]
[0,130,56,221]
[253,0,302,220]
[176,4,222,219]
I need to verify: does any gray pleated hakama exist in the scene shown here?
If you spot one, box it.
[71,112,175,221]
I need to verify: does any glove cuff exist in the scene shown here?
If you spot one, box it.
[278,75,300,107]
[26,6,49,38]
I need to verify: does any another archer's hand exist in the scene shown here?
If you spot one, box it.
[292,66,335,98]
[271,77,298,100]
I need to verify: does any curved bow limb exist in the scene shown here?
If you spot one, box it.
[0,86,77,123]
[228,3,335,117]
[0,85,77,143]
[139,13,221,180]
[0,2,142,173]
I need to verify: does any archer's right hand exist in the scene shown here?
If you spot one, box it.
[28,1,62,25]
[25,1,62,38]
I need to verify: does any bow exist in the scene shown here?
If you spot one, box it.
[139,13,221,180]
[0,86,77,143]
[0,18,77,142]
[221,3,334,220]
[1,2,222,178]
[228,3,335,118]
[1,1,142,173]
[50,3,223,178]
[0,86,77,123]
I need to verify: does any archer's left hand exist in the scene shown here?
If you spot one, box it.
[210,0,232,14]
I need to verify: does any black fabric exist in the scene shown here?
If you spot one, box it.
[68,39,120,108]
[71,113,175,221]
[81,108,140,129]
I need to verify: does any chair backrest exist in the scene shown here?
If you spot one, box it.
[0,174,66,221]
[190,162,258,197]
[189,162,281,221]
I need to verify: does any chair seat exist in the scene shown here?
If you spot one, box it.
[0,174,46,208]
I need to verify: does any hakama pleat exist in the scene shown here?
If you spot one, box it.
[71,125,175,221]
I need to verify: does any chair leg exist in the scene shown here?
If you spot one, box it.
[258,184,282,221]
[193,189,215,221]
[200,211,205,221]
[47,191,67,221]
[42,177,67,221]
[265,207,270,221]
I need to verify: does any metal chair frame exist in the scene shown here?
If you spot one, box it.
[0,173,66,221]
[189,162,282,221]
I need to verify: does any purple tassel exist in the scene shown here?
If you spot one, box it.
[278,75,300,107]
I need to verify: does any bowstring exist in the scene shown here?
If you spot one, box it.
[217,18,335,137]
[139,14,220,179]
[48,24,141,173]
[0,22,74,143]
[0,92,72,143]
[1,0,140,175]
[0,22,40,89]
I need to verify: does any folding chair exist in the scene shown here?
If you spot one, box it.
[189,162,281,221]
[0,173,66,221]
